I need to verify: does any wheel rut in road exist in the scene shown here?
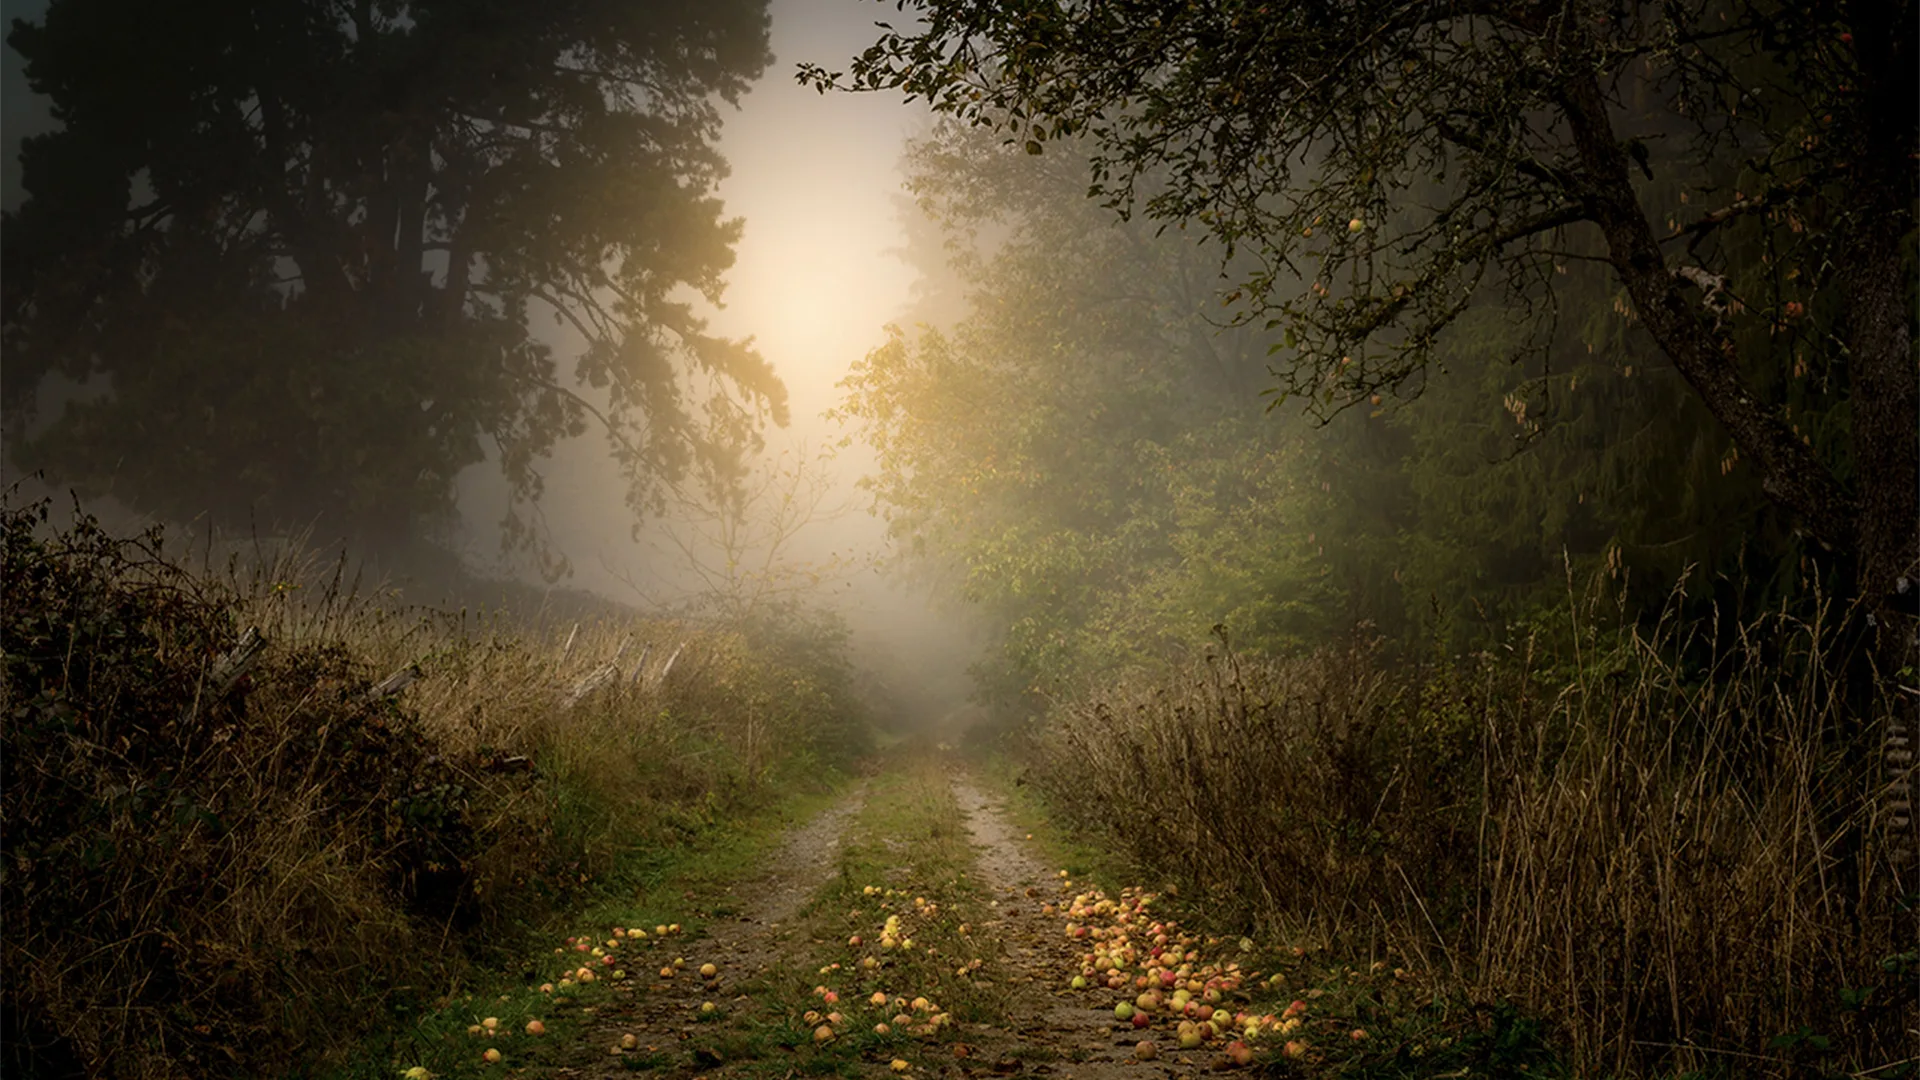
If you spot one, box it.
[947,773,1237,1080]
[508,761,1259,1080]
[540,780,870,1077]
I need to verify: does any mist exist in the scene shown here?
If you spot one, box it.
[1,0,984,730]
[3,3,1910,1077]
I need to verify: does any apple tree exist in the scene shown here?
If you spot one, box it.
[805,0,1916,638]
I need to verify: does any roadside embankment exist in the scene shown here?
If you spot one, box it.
[0,503,869,1079]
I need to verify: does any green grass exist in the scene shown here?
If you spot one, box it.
[657,748,1013,1080]
[312,781,847,1080]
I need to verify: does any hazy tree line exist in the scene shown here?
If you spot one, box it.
[819,0,1915,708]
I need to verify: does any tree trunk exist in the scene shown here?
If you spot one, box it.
[1559,73,1859,558]
[1839,0,1919,879]
[1838,0,1920,654]
[1840,197,1918,642]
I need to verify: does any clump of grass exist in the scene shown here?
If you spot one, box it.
[0,501,870,1078]
[1025,590,1912,1077]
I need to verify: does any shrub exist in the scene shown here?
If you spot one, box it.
[0,502,867,1077]
[1028,598,1911,1076]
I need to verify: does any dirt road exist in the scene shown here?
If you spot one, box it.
[462,754,1292,1080]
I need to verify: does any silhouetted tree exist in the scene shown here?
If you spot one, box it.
[4,0,784,571]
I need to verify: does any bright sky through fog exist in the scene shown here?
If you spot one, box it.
[479,0,931,598]
[709,0,927,431]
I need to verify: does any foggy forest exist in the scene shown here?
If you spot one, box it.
[1,0,1913,1078]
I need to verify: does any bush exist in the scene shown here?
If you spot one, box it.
[1027,599,1911,1076]
[0,502,868,1078]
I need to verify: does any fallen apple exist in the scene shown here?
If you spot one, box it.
[481,1048,501,1064]
[524,1020,545,1036]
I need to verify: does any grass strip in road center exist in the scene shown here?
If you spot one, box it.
[676,748,1014,1080]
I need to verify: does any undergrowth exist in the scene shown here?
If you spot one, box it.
[0,501,870,1079]
[1019,587,1915,1078]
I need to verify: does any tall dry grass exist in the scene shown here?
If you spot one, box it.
[1,502,868,1078]
[1029,592,1913,1076]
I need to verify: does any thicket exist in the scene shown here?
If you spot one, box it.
[843,124,1918,1077]
[1028,592,1914,1077]
[0,501,869,1079]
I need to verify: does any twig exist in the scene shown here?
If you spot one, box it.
[209,627,266,694]
[1629,1039,1787,1064]
[365,663,422,701]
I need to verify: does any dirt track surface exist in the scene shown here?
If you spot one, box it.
[948,775,1235,1080]
[507,762,1252,1080]
[530,781,870,1077]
